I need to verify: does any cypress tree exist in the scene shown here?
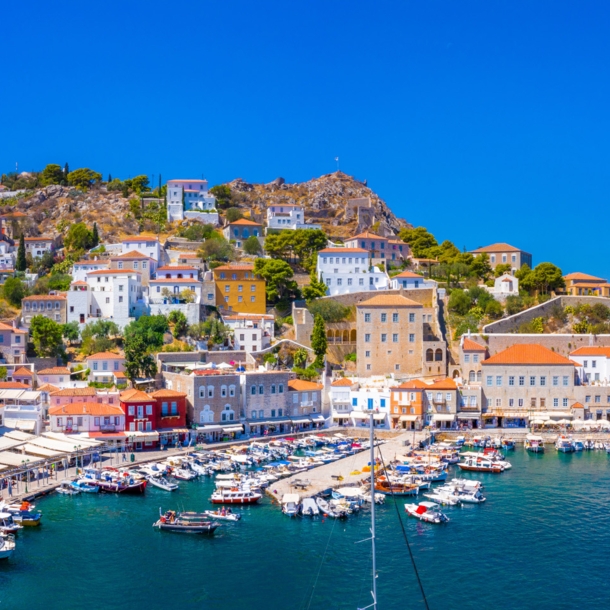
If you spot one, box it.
[108,173,112,183]
[92,222,100,247]
[16,234,26,272]
[63,162,69,175]
[311,314,327,368]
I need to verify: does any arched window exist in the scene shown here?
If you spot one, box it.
[350,329,357,343]
[327,330,334,342]
[435,348,443,361]
[258,409,264,418]
[229,385,236,397]
[469,370,475,383]
[343,330,349,343]
[200,405,213,424]
[221,385,227,398]
[476,371,482,382]
[426,349,434,362]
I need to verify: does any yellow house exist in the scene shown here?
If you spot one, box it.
[213,263,266,314]
[563,272,608,296]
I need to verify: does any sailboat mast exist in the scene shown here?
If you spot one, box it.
[370,411,377,609]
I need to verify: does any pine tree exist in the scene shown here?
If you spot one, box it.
[63,162,69,175]
[16,234,26,272]
[108,173,112,183]
[92,222,100,247]
[311,314,327,368]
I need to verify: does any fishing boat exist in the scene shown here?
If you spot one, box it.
[502,438,516,450]
[0,512,22,535]
[424,490,461,506]
[458,455,504,473]
[525,434,545,453]
[301,497,320,516]
[573,440,585,452]
[153,510,219,534]
[555,436,575,453]
[315,496,347,518]
[374,477,419,496]
[5,502,43,526]
[281,493,301,517]
[202,509,241,522]
[56,481,80,495]
[146,476,179,491]
[210,488,262,505]
[70,479,100,493]
[405,501,450,524]
[0,534,16,559]
[171,468,198,481]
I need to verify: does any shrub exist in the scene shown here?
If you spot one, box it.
[344,352,357,362]
[307,299,351,323]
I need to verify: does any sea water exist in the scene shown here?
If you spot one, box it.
[1,449,609,610]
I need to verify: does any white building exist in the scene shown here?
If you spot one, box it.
[72,258,109,282]
[329,377,359,426]
[390,270,436,290]
[0,242,15,270]
[316,247,390,296]
[67,270,143,329]
[48,402,125,436]
[485,273,519,300]
[349,385,391,428]
[0,389,44,434]
[266,204,321,231]
[166,179,218,223]
[85,352,126,384]
[223,313,275,353]
[570,347,610,385]
[121,236,163,263]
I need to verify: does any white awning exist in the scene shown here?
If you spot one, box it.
[373,413,386,421]
[0,451,36,467]
[332,415,350,420]
[457,413,480,420]
[3,430,36,442]
[197,425,223,433]
[545,411,574,418]
[127,431,159,442]
[4,419,37,432]
[350,412,369,420]
[399,415,418,422]
[310,415,325,422]
[291,417,312,423]
[91,371,114,377]
[432,414,455,422]
[222,426,243,433]
[21,444,64,457]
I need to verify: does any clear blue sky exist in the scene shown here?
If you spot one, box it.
[2,1,609,279]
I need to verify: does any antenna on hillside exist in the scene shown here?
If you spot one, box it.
[335,157,340,172]
[15,162,18,173]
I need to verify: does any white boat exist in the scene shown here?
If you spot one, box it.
[445,478,483,492]
[56,481,80,496]
[210,488,262,505]
[424,491,461,506]
[454,489,486,503]
[140,463,169,477]
[555,436,575,453]
[202,509,241,522]
[0,512,22,535]
[281,493,301,517]
[404,501,449,524]
[301,497,320,516]
[0,534,15,559]
[147,476,179,491]
[315,497,347,518]
[458,455,504,473]
[573,440,584,452]
[172,468,197,481]
[525,434,545,453]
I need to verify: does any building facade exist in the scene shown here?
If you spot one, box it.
[21,293,67,326]
[469,243,532,273]
[212,263,266,314]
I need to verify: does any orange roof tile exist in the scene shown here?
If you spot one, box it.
[213,263,254,271]
[37,383,59,392]
[37,367,71,375]
[331,378,356,387]
[288,379,323,391]
[563,272,606,282]
[570,346,610,358]
[227,218,262,226]
[470,243,524,254]
[572,402,584,409]
[483,344,577,366]
[49,387,98,397]
[71,280,88,286]
[318,248,368,254]
[88,269,141,276]
[150,389,187,398]
[22,294,66,301]
[462,338,487,352]
[429,378,457,390]
[114,371,126,378]
[391,379,429,390]
[0,323,27,333]
[347,231,387,241]
[358,295,422,308]
[120,389,152,402]
[121,235,159,242]
[25,236,54,242]
[0,381,30,389]
[49,402,124,416]
[156,265,199,272]
[12,367,33,377]
[393,271,423,279]
[86,352,124,360]
[114,250,151,259]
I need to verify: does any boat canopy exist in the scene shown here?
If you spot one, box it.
[282,494,300,503]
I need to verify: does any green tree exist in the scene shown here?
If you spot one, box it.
[311,314,327,368]
[168,310,188,337]
[302,274,328,300]
[178,223,217,241]
[209,184,232,209]
[129,175,150,193]
[124,315,169,350]
[293,348,308,368]
[291,229,328,270]
[515,264,536,292]
[485,299,504,319]
[264,232,293,259]
[532,262,565,294]
[30,316,64,357]
[64,162,70,176]
[2,277,26,307]
[91,222,100,247]
[64,222,94,252]
[80,319,121,355]
[253,259,299,302]
[40,164,64,186]
[494,263,512,277]
[243,235,262,255]
[124,334,157,380]
[447,289,471,315]
[307,299,351,323]
[198,236,234,262]
[67,168,102,190]
[62,321,80,345]
[470,253,492,281]
[505,295,524,316]
[225,207,243,223]
[0,366,7,381]
[398,226,438,258]
[16,234,26,272]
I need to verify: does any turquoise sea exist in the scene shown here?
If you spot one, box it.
[1,449,609,610]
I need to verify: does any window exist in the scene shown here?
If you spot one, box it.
[259,385,264,395]
[365,333,371,342]
[508,376,515,386]
[381,334,387,343]
[94,417,100,426]
[486,376,493,386]
[518,376,525,386]
[146,405,153,415]
[585,395,591,403]
[409,334,415,343]
[540,398,546,408]
[509,399,514,407]
[365,351,370,357]
[207,386,214,398]
[465,354,470,363]
[552,376,559,386]
[409,313,415,323]
[473,355,479,363]
[553,398,559,407]
[380,399,386,407]
[278,384,283,394]
[105,297,110,304]
[364,313,371,323]
[221,386,227,398]
[529,376,536,386]
[562,376,569,386]
[496,376,502,386]
[366,364,371,370]
[251,385,256,395]
[229,385,235,397]
[392,334,398,343]
[540,376,546,387]
[562,398,568,407]
[271,384,276,394]
[119,296,123,303]
[161,402,169,415]
[128,405,134,416]
[584,360,588,368]
[381,313,387,322]
[352,398,357,406]
[518,398,523,407]
[496,398,501,407]
[595,395,601,403]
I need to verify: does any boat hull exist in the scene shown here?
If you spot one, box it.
[457,464,503,474]
[210,496,260,505]
[154,522,218,534]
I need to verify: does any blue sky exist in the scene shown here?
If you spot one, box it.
[2,1,609,278]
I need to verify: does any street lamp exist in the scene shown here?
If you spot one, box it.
[21,458,30,493]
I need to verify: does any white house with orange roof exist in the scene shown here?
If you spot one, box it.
[390,270,436,290]
[570,347,610,385]
[24,235,56,258]
[485,273,519,300]
[166,179,218,223]
[344,231,392,265]
[287,379,325,427]
[109,250,157,286]
[85,352,126,384]
[49,386,120,407]
[72,258,109,282]
[316,247,389,296]
[222,312,275,353]
[563,272,609,297]
[120,235,163,263]
[0,322,28,364]
[36,366,74,389]
[48,402,125,438]
[329,377,359,425]
[223,218,263,248]
[266,203,321,231]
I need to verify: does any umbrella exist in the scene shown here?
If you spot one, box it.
[556,419,571,424]
[217,362,233,370]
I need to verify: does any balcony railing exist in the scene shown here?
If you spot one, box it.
[100,424,116,432]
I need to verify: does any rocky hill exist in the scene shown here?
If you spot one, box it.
[227,171,410,240]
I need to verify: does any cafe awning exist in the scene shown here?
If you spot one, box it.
[399,415,418,422]
[222,425,243,433]
[291,416,313,424]
[545,411,574,418]
[350,412,369,420]
[128,431,159,442]
[157,428,189,435]
[432,414,455,422]
[310,415,325,423]
[457,413,480,420]
[197,425,224,433]
[373,413,386,421]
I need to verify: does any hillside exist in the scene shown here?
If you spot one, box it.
[226,171,410,240]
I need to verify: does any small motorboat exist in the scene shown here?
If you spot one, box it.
[525,435,545,454]
[0,534,16,559]
[146,476,179,492]
[172,468,198,481]
[301,497,320,516]
[573,440,584,452]
[501,438,516,450]
[0,512,22,535]
[153,510,219,534]
[281,493,301,517]
[70,479,100,493]
[210,488,262,505]
[57,481,80,495]
[424,491,461,506]
[202,509,241,522]
[5,502,43,526]
[405,501,449,524]
[556,436,575,453]
[458,454,504,473]
[315,496,347,518]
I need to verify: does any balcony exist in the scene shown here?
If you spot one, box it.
[100,424,116,432]
[432,399,446,406]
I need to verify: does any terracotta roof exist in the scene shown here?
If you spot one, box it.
[570,346,610,358]
[156,265,198,272]
[0,381,30,389]
[114,371,126,378]
[22,294,66,301]
[150,278,201,284]
[470,243,525,254]
[331,378,356,387]
[563,272,606,282]
[288,379,323,391]
[223,313,274,320]
[391,379,429,390]
[150,389,187,398]
[358,295,422,308]
[572,402,584,409]
[37,367,71,376]
[50,387,97,397]
[483,344,577,366]
[121,236,159,242]
[347,231,387,241]
[88,269,141,276]
[12,367,33,377]
[25,236,54,242]
[74,260,106,265]
[37,383,59,392]
[462,338,487,352]
[429,378,457,390]
[120,389,153,402]
[114,250,150,259]
[0,323,27,333]
[213,263,254,271]
[168,179,208,183]
[318,248,368,254]
[268,203,301,208]
[227,218,262,226]
[49,402,124,416]
[393,271,423,279]
[86,352,124,360]
[71,280,88,286]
